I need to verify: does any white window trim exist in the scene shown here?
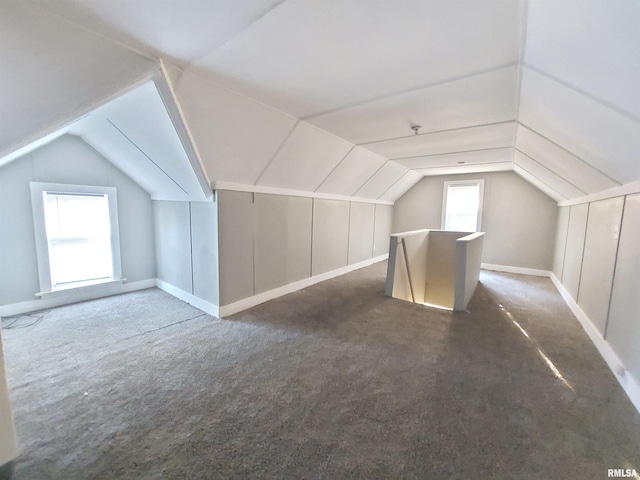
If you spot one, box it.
[30,182,123,296]
[441,179,485,232]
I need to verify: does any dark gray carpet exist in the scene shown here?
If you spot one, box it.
[1,262,639,479]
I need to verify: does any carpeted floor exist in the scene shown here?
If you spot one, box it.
[1,261,639,479]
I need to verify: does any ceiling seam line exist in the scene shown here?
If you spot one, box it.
[513,164,566,200]
[106,119,188,195]
[517,122,622,185]
[253,120,299,185]
[302,61,519,120]
[357,120,517,146]
[522,63,640,125]
[377,171,410,200]
[413,160,512,171]
[351,161,389,198]
[393,146,512,161]
[187,0,289,68]
[515,0,529,123]
[314,145,356,192]
[514,148,587,195]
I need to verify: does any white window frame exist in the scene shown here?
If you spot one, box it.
[30,182,123,296]
[441,179,485,232]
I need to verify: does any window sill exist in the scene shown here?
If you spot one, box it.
[36,278,127,299]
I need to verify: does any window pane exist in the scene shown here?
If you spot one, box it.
[43,192,114,287]
[444,184,480,232]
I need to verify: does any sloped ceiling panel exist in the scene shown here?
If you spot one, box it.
[257,123,353,192]
[315,147,386,197]
[519,68,640,184]
[364,121,516,159]
[515,125,618,194]
[395,147,513,171]
[0,1,156,156]
[378,171,423,202]
[307,66,519,146]
[525,0,640,122]
[513,164,565,203]
[29,0,285,69]
[416,162,513,177]
[174,71,298,185]
[355,162,408,199]
[192,0,521,119]
[513,150,582,200]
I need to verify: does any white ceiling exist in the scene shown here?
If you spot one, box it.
[2,0,639,203]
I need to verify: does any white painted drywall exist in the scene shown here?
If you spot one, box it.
[348,203,375,265]
[393,171,557,270]
[552,206,570,279]
[0,135,156,307]
[190,201,219,306]
[373,205,393,257]
[254,194,312,294]
[0,329,17,466]
[606,194,640,382]
[214,190,387,308]
[217,191,255,306]
[561,204,589,300]
[424,231,466,309]
[153,201,193,294]
[577,197,624,335]
[311,199,350,276]
[454,232,485,311]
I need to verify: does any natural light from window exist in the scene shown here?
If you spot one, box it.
[442,182,483,232]
[43,192,113,288]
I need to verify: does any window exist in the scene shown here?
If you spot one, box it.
[441,180,484,232]
[31,183,122,294]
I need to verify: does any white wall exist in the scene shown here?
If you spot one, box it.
[393,171,558,270]
[153,199,219,307]
[217,190,392,308]
[0,135,156,307]
[553,191,640,398]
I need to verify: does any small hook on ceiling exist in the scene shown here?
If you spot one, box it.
[411,125,421,135]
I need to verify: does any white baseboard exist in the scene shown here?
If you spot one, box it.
[550,273,640,414]
[155,279,219,317]
[0,279,157,318]
[219,254,389,318]
[481,263,551,277]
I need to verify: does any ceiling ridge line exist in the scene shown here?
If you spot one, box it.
[358,120,517,146]
[517,122,622,186]
[514,147,587,195]
[187,0,290,69]
[392,146,512,161]
[522,63,640,125]
[301,61,519,120]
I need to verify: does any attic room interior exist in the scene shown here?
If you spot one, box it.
[1,0,640,478]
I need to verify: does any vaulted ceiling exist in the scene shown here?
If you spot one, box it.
[1,0,639,203]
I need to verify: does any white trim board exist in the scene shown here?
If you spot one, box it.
[219,254,389,317]
[212,181,394,206]
[558,179,640,207]
[550,274,640,414]
[481,263,551,277]
[155,279,219,318]
[0,279,156,318]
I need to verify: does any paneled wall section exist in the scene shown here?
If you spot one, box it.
[217,191,392,307]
